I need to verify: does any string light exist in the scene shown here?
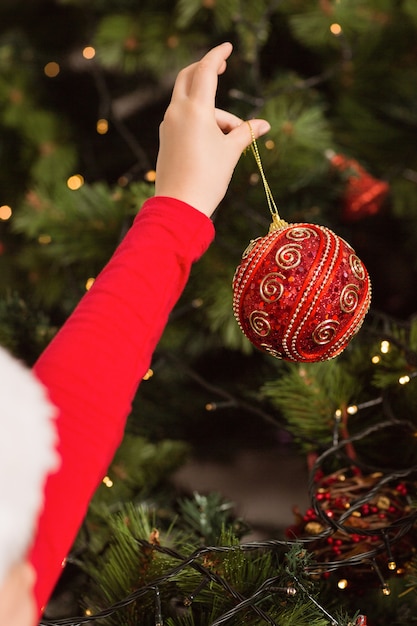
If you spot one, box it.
[337,578,348,589]
[371,355,380,364]
[205,401,235,411]
[144,170,156,182]
[67,174,85,190]
[38,234,52,245]
[380,340,390,353]
[44,61,60,78]
[330,23,342,35]
[382,532,397,571]
[332,410,342,445]
[346,405,358,415]
[82,46,96,60]
[85,277,95,291]
[143,368,153,380]
[102,476,113,488]
[96,118,109,134]
[399,375,410,385]
[0,205,12,220]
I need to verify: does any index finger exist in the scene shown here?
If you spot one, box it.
[189,42,233,104]
[171,42,233,105]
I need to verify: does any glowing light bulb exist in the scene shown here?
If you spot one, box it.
[380,340,390,354]
[265,139,275,150]
[399,375,410,385]
[44,62,60,78]
[0,205,12,220]
[388,560,397,571]
[85,277,95,291]
[337,578,348,589]
[347,405,358,415]
[371,355,380,364]
[96,118,109,134]
[382,584,391,596]
[144,170,156,182]
[38,234,52,245]
[102,476,113,488]
[330,23,342,35]
[83,46,96,60]
[143,368,153,380]
[67,174,84,190]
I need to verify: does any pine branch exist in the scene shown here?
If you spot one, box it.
[166,354,279,429]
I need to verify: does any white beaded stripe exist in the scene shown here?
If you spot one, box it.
[283,226,337,360]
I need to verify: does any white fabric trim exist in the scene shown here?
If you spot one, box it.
[0,346,59,583]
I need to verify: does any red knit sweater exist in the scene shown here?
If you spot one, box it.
[28,196,215,614]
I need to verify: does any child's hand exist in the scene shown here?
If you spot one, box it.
[155,42,270,217]
[0,562,36,626]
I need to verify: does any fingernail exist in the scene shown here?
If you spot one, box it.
[259,121,271,134]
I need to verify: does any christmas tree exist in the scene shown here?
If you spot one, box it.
[1,1,417,624]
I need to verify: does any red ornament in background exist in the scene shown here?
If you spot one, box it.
[233,216,371,362]
[328,151,389,222]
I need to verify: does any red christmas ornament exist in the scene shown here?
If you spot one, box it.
[233,215,371,362]
[329,151,389,222]
[233,131,371,362]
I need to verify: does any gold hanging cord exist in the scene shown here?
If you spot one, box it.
[247,121,288,232]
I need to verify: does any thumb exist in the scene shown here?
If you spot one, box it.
[229,119,271,154]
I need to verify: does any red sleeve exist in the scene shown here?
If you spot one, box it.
[28,196,215,614]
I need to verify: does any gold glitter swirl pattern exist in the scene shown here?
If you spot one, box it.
[349,254,366,280]
[241,237,261,259]
[340,284,359,313]
[312,319,340,345]
[286,227,318,241]
[260,272,285,303]
[275,243,302,269]
[260,343,283,359]
[249,310,271,337]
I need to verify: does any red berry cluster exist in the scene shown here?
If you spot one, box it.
[287,468,413,570]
